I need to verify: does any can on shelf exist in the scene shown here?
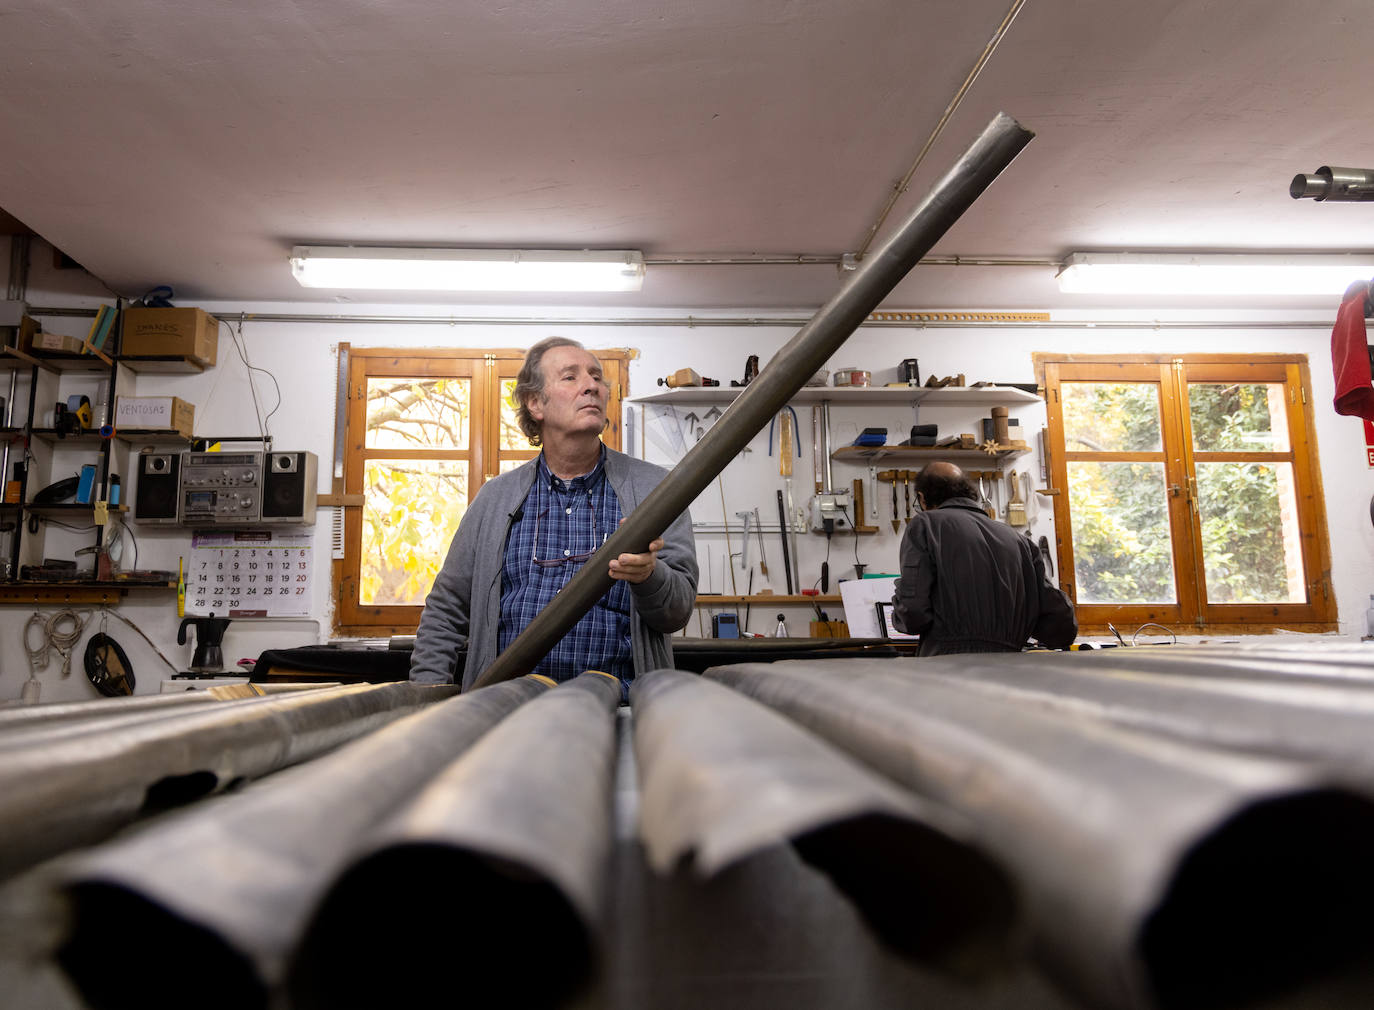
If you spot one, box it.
[833,368,872,387]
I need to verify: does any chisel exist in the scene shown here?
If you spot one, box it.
[776,490,794,595]
[752,506,769,580]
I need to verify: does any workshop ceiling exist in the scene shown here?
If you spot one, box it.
[1,0,1369,311]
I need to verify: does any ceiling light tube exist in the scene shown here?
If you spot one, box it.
[1057,253,1374,296]
[290,247,646,292]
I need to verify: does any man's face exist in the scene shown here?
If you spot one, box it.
[528,345,609,439]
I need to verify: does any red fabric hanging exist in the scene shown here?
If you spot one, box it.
[1332,281,1374,420]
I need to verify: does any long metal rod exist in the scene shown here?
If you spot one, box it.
[53,678,547,1010]
[705,660,1374,1010]
[631,669,1017,976]
[853,0,1027,259]
[26,304,1337,330]
[472,112,1034,689]
[287,673,621,1010]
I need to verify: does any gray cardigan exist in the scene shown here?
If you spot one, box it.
[409,448,698,688]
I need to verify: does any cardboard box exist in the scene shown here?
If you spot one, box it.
[121,307,218,366]
[31,330,85,354]
[114,396,195,437]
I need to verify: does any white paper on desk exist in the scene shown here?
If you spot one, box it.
[839,577,919,640]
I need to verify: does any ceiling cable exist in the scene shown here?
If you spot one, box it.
[852,0,1027,261]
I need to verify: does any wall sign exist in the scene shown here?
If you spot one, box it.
[187,530,314,618]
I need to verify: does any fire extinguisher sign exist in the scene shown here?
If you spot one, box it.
[1365,418,1374,467]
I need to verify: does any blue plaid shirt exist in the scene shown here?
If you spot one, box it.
[499,448,633,690]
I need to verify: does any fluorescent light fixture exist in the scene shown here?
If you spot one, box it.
[290,246,646,292]
[1057,252,1374,296]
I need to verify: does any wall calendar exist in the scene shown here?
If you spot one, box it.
[187,530,314,618]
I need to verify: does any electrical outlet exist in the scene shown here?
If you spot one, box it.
[810,490,852,532]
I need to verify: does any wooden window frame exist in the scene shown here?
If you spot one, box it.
[333,345,627,637]
[1034,352,1335,636]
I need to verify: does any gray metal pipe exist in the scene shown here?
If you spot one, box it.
[0,681,458,880]
[705,660,1374,1010]
[1290,165,1374,201]
[52,678,547,1010]
[472,112,1034,689]
[287,672,622,1010]
[0,689,222,729]
[631,669,1018,977]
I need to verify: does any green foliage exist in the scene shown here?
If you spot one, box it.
[360,377,471,606]
[1064,381,1300,606]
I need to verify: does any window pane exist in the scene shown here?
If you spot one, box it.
[366,377,470,450]
[1195,462,1305,603]
[499,457,531,475]
[499,378,528,450]
[360,460,467,606]
[1062,382,1162,452]
[1067,461,1176,603]
[1189,383,1290,452]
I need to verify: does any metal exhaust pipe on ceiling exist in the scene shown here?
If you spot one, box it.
[51,678,547,1010]
[286,673,621,1010]
[705,659,1374,1010]
[471,111,1035,690]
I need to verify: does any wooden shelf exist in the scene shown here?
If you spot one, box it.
[0,579,175,605]
[832,445,1030,466]
[25,502,129,516]
[119,355,208,375]
[696,593,841,605]
[2,346,113,373]
[627,385,1041,406]
[114,428,194,445]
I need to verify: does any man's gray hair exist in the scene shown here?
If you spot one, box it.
[513,336,586,447]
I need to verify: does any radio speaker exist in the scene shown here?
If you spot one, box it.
[134,451,181,523]
[262,451,318,524]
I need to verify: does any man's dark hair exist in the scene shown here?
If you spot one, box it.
[916,464,978,509]
[513,336,586,447]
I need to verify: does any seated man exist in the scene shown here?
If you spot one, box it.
[410,337,698,693]
[891,461,1075,656]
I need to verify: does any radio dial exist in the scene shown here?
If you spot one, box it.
[241,470,255,482]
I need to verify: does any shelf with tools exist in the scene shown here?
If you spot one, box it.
[694,594,841,605]
[831,445,1030,466]
[626,384,1041,406]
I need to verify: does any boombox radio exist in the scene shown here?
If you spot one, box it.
[134,450,317,526]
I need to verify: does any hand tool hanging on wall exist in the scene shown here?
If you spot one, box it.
[812,407,825,494]
[902,470,913,524]
[779,410,801,593]
[751,506,769,582]
[978,474,996,519]
[1007,471,1026,526]
[775,491,794,595]
[718,480,738,599]
[736,511,752,571]
[878,469,899,533]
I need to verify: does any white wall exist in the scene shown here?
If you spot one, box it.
[3,265,1369,701]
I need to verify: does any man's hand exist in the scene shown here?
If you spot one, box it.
[608,518,662,584]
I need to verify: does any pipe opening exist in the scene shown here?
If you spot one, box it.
[141,771,219,812]
[289,844,596,1010]
[792,812,1021,979]
[1140,789,1374,1010]
[56,882,266,1010]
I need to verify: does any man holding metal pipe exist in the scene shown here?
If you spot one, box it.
[411,337,698,695]
[892,461,1075,656]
